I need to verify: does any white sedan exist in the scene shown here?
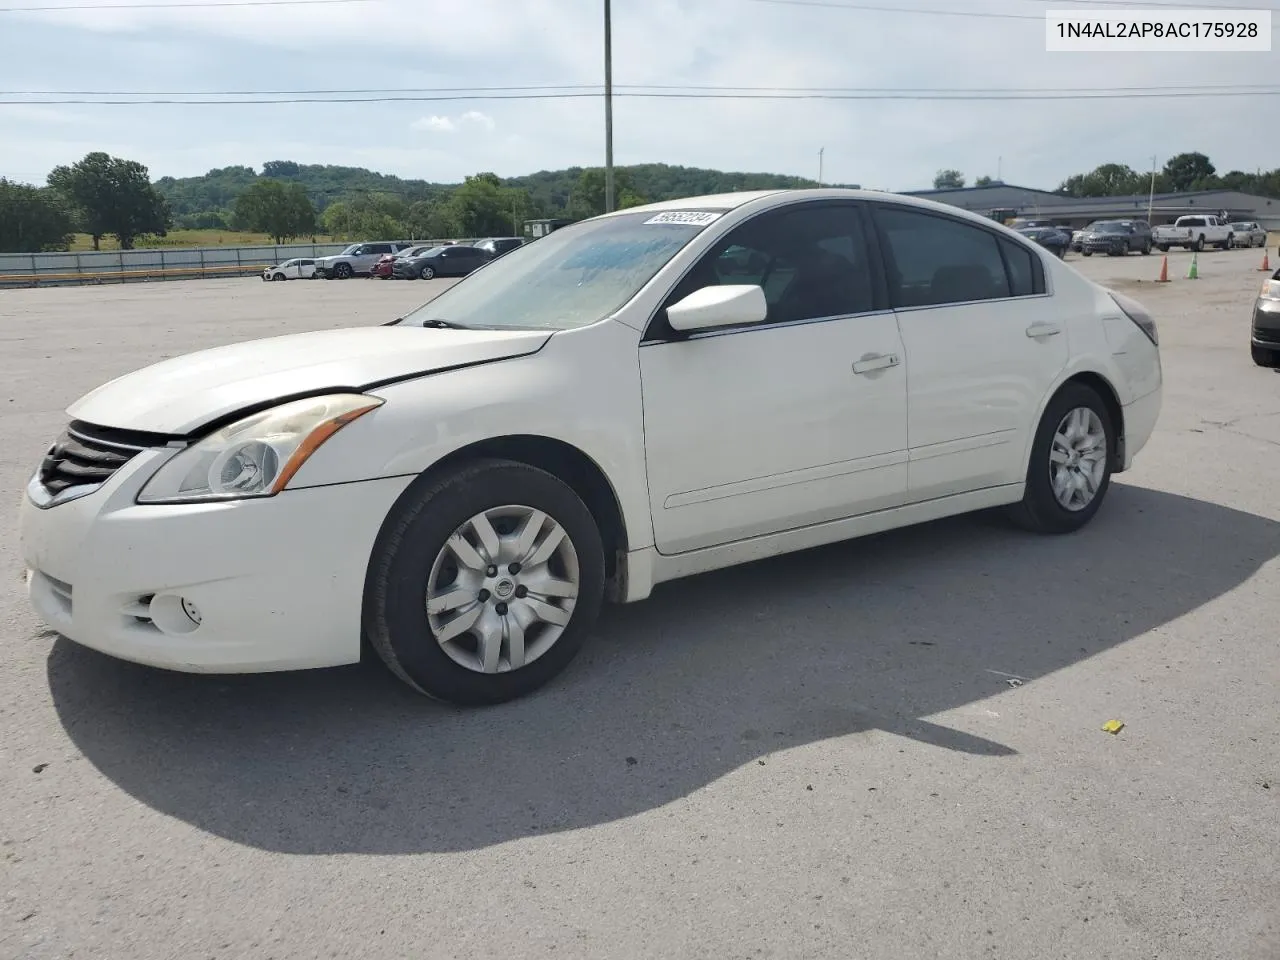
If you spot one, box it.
[262,258,316,281]
[20,189,1163,705]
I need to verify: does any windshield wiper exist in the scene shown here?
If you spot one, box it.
[420,318,471,330]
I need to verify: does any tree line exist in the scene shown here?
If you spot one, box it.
[932,151,1280,199]
[5,148,1273,254]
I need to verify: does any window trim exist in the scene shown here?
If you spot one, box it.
[640,198,890,345]
[867,200,1049,312]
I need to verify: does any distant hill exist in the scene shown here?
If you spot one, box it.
[153,160,856,229]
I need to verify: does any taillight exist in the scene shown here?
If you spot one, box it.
[1260,279,1280,301]
[1109,292,1158,346]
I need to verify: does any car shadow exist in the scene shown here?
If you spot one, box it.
[47,483,1280,855]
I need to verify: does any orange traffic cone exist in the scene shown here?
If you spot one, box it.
[1259,250,1271,272]
[1156,255,1170,282]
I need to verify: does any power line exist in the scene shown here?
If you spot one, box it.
[8,0,1278,14]
[6,82,1280,95]
[5,89,1280,104]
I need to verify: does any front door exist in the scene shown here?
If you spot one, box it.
[869,203,1070,501]
[639,200,909,555]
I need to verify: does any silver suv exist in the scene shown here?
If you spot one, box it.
[314,241,415,279]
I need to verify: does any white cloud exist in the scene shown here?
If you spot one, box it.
[460,110,496,132]
[412,115,456,133]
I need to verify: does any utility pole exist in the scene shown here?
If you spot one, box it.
[1147,155,1157,223]
[817,147,824,187]
[603,0,615,213]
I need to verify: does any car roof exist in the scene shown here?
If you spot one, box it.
[597,187,1036,232]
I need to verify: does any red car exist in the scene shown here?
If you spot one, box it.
[369,244,435,279]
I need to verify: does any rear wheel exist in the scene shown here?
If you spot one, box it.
[364,459,606,705]
[1008,383,1114,535]
[1157,244,1169,252]
[1253,344,1280,368]
[1221,234,1233,250]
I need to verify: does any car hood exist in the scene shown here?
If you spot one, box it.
[67,325,553,435]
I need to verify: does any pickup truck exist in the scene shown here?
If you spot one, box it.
[1152,216,1234,252]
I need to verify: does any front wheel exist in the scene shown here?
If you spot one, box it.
[272,273,286,281]
[1141,241,1152,255]
[363,459,606,705]
[419,264,435,280]
[334,263,353,279]
[1192,236,1205,252]
[1253,344,1280,368]
[1157,244,1169,252]
[1082,250,1093,257]
[1007,383,1114,535]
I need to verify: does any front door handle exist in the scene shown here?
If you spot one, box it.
[1026,322,1062,338]
[852,352,900,375]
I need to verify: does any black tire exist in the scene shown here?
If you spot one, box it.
[419,264,435,280]
[272,273,286,281]
[1253,344,1280,368]
[1157,244,1169,252]
[363,459,606,705]
[1141,241,1151,255]
[1007,382,1115,535]
[1221,235,1233,250]
[334,262,353,279]
[1192,235,1204,253]
[1082,250,1092,257]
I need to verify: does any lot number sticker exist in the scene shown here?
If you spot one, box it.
[643,211,723,226]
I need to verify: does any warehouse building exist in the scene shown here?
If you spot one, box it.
[899,182,1280,230]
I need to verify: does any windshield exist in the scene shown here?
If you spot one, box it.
[398,210,720,331]
[1090,222,1126,234]
[1232,223,1250,230]
[339,243,361,255]
[401,246,430,258]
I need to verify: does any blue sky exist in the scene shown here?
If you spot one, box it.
[0,0,1276,191]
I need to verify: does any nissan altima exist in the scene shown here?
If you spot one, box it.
[20,189,1163,705]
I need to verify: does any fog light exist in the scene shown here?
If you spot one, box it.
[148,594,202,636]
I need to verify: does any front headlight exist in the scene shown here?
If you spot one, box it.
[136,393,382,504]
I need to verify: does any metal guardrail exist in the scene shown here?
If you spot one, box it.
[0,243,350,288]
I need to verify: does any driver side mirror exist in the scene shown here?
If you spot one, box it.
[667,284,768,332]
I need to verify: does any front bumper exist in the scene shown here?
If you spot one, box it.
[1083,239,1127,254]
[19,452,413,674]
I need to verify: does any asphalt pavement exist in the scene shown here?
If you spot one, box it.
[1,255,1277,959]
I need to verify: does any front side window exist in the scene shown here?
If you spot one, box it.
[874,206,1013,308]
[398,210,720,331]
[653,202,878,338]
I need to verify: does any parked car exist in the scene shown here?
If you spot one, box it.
[1230,222,1268,248]
[18,188,1163,706]
[314,241,415,279]
[371,245,436,279]
[474,237,526,260]
[262,258,316,282]
[1079,220,1153,257]
[1252,267,1280,367]
[1016,226,1070,258]
[393,244,489,280]
[1152,215,1232,252]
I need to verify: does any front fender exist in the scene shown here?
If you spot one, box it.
[283,321,655,551]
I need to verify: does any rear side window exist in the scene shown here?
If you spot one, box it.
[874,206,1018,308]
[998,237,1037,297]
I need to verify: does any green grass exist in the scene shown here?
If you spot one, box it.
[68,230,341,251]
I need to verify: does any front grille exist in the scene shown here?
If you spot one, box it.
[37,421,164,496]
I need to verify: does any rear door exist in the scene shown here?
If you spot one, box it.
[870,202,1070,502]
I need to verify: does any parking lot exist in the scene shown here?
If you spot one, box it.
[2,250,1278,959]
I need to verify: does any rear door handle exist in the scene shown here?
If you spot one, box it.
[852,352,900,375]
[1026,322,1062,338]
